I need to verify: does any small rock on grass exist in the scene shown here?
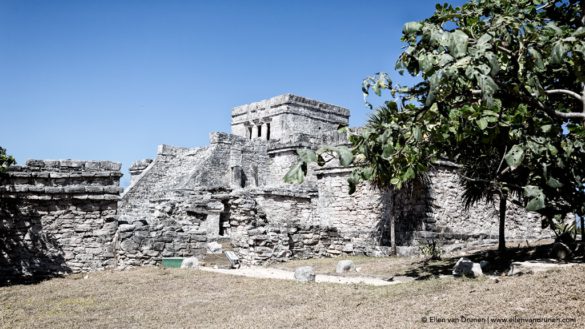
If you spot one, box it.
[181,257,199,269]
[453,257,483,278]
[294,266,316,282]
[336,260,355,273]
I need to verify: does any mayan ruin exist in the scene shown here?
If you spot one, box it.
[0,94,553,281]
[2,1,584,327]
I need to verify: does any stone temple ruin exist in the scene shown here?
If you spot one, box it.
[0,94,551,282]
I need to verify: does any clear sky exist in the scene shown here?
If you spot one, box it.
[0,0,465,186]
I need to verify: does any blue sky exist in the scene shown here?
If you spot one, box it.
[0,0,465,186]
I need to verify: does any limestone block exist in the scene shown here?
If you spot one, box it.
[120,239,139,252]
[118,224,136,233]
[335,260,356,273]
[452,258,482,277]
[207,241,223,254]
[294,266,316,282]
[342,243,354,253]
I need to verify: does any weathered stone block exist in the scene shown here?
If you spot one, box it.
[294,266,316,283]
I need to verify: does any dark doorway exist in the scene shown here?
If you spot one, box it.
[219,200,231,237]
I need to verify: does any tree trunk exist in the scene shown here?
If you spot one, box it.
[581,0,585,256]
[390,215,396,255]
[498,194,507,253]
[582,0,585,127]
[580,215,585,261]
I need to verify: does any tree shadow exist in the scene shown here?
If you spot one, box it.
[397,243,581,280]
[0,198,71,286]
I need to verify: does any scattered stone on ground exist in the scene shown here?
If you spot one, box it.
[335,260,355,273]
[471,262,483,277]
[452,257,483,278]
[207,241,223,254]
[294,266,316,282]
[452,257,474,277]
[507,260,577,276]
[180,257,199,269]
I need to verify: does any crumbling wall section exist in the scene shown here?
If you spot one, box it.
[0,160,122,284]
[227,191,353,265]
[115,189,234,268]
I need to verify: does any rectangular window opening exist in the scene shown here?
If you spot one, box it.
[266,123,271,140]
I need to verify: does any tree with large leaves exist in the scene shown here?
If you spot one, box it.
[286,0,585,253]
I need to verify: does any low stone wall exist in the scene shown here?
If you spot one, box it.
[0,160,122,284]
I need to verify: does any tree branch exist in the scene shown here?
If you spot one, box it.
[497,45,514,56]
[545,89,582,101]
[552,110,585,119]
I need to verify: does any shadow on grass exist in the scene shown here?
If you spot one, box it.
[399,243,584,280]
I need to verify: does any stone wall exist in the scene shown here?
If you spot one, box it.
[0,160,122,284]
[227,191,350,265]
[315,167,393,254]
[116,189,230,268]
[411,168,554,252]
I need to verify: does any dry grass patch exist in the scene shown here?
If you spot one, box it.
[1,265,584,329]
[271,255,425,278]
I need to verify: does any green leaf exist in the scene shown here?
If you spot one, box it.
[390,177,400,185]
[284,162,305,184]
[476,33,492,51]
[526,196,544,211]
[296,149,317,163]
[504,144,525,170]
[360,167,374,180]
[404,167,415,181]
[403,21,422,34]
[546,177,563,189]
[526,195,545,211]
[382,143,394,159]
[476,118,488,130]
[478,74,499,95]
[336,147,354,166]
[528,48,544,70]
[547,144,558,156]
[524,185,542,197]
[449,30,469,58]
[524,185,545,211]
[540,124,552,133]
[551,42,567,64]
[413,126,422,141]
[347,174,359,195]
